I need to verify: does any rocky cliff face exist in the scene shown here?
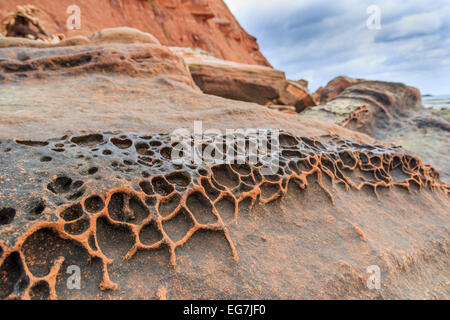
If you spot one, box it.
[0,0,270,66]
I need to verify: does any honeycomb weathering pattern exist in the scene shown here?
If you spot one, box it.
[0,130,448,300]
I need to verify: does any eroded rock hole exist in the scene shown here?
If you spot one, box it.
[186,191,217,225]
[297,159,312,172]
[70,134,104,146]
[60,204,83,222]
[67,189,85,201]
[238,197,254,215]
[29,281,50,300]
[145,196,157,207]
[26,199,46,218]
[212,164,239,189]
[108,192,149,224]
[279,134,298,147]
[139,221,163,246]
[231,163,251,175]
[281,150,303,159]
[152,177,174,196]
[135,142,153,155]
[72,180,84,189]
[88,234,98,251]
[0,208,16,226]
[111,137,132,149]
[129,195,150,224]
[88,167,98,175]
[160,147,172,160]
[166,171,191,187]
[21,228,90,278]
[260,182,281,200]
[84,195,105,213]
[158,193,181,217]
[64,216,90,235]
[199,178,219,202]
[149,140,162,147]
[215,196,236,222]
[339,151,356,167]
[15,139,48,147]
[140,181,154,195]
[0,207,16,225]
[40,156,52,162]
[108,192,126,222]
[96,217,135,260]
[47,176,73,194]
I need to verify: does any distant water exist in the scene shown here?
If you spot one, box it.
[422,94,450,110]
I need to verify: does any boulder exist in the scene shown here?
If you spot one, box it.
[296,79,308,88]
[301,79,450,183]
[319,75,364,103]
[171,47,316,111]
[312,86,323,104]
[0,27,160,48]
[279,80,316,112]
[88,27,160,45]
[303,80,422,135]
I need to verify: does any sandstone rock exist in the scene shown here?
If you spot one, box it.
[0,0,270,66]
[0,42,195,87]
[296,79,308,89]
[88,27,160,45]
[320,75,364,103]
[301,79,450,183]
[172,47,316,111]
[279,80,316,112]
[0,39,449,300]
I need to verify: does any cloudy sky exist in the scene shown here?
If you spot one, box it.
[224,0,450,95]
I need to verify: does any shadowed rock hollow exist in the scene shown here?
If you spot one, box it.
[303,77,450,183]
[0,29,449,300]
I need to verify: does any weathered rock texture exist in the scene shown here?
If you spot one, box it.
[316,75,364,104]
[302,79,450,183]
[0,5,63,43]
[0,0,269,66]
[0,36,449,300]
[0,34,194,87]
[171,47,316,111]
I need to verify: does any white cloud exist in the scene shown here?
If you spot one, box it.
[224,0,450,94]
[376,12,443,41]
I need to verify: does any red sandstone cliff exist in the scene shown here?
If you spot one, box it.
[0,0,270,66]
